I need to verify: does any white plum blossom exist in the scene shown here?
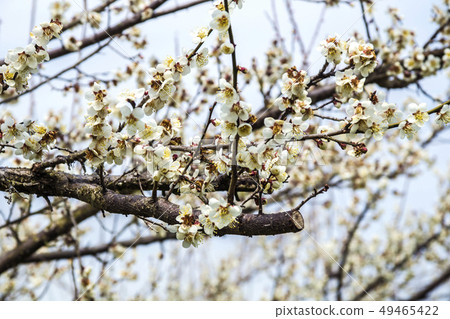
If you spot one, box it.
[14,134,43,161]
[199,206,216,236]
[399,120,419,140]
[421,54,441,76]
[210,10,230,32]
[364,117,388,141]
[85,117,112,137]
[280,142,302,166]
[120,105,145,135]
[30,20,63,46]
[85,82,109,111]
[290,117,309,138]
[0,19,61,94]
[116,88,145,109]
[435,104,449,125]
[106,134,128,165]
[234,0,245,9]
[193,48,209,68]
[269,165,288,189]
[139,144,182,182]
[159,118,182,145]
[153,159,182,182]
[335,69,365,100]
[210,148,230,174]
[216,79,239,106]
[293,98,313,119]
[207,197,241,229]
[275,97,293,112]
[443,48,450,68]
[5,45,39,72]
[320,35,347,64]
[175,204,203,248]
[81,11,102,29]
[378,102,403,124]
[143,97,165,115]
[346,99,376,134]
[281,67,310,100]
[346,40,377,77]
[138,119,163,141]
[220,42,235,54]
[50,0,71,22]
[237,145,262,170]
[404,48,425,70]
[237,123,252,137]
[147,66,176,101]
[220,121,238,139]
[1,117,26,142]
[407,103,429,127]
[171,56,191,81]
[191,26,210,44]
[263,117,293,144]
[220,101,251,123]
[63,36,82,51]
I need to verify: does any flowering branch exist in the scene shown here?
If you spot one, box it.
[224,0,240,204]
[0,167,303,239]
[0,39,112,106]
[0,0,208,66]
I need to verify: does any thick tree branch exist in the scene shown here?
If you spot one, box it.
[0,167,256,194]
[0,167,305,238]
[0,204,98,274]
[60,0,118,33]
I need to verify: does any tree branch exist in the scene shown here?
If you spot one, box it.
[0,0,209,65]
[252,47,449,131]
[24,233,176,264]
[0,167,305,238]
[407,265,450,301]
[352,230,446,300]
[0,204,98,274]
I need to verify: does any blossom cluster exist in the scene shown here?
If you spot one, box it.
[171,198,242,248]
[3,1,448,253]
[0,20,63,160]
[0,115,57,161]
[0,20,62,95]
[83,80,186,179]
[345,94,446,148]
[320,36,377,78]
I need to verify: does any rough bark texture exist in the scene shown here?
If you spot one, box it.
[0,166,304,236]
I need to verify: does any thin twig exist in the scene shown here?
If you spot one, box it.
[294,184,329,211]
[423,17,450,49]
[359,0,372,42]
